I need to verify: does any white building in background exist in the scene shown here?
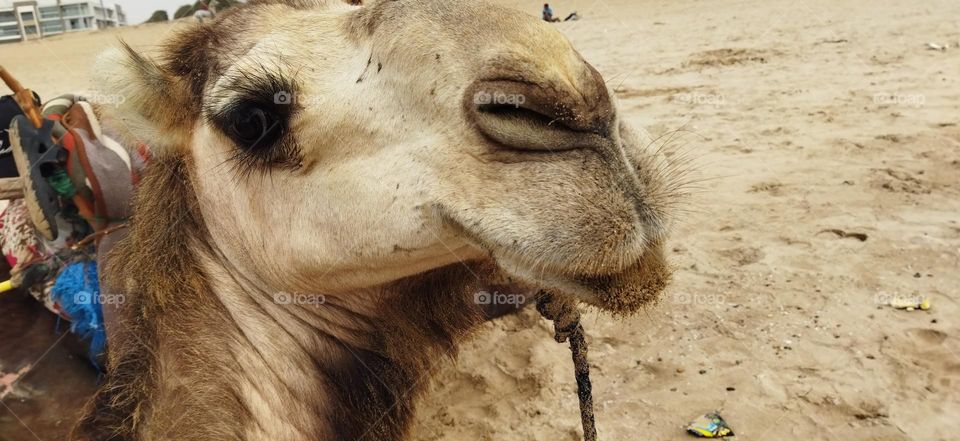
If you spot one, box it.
[0,0,127,43]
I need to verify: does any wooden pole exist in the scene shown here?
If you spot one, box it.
[0,178,24,200]
[0,65,43,129]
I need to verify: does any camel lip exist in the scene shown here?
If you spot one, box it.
[435,208,669,313]
[491,243,671,314]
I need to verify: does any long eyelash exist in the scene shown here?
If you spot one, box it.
[203,62,304,177]
[217,62,297,105]
[226,124,304,179]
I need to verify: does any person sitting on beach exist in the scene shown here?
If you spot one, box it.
[542,3,560,22]
[542,4,579,23]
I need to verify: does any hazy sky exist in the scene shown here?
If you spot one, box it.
[112,0,203,24]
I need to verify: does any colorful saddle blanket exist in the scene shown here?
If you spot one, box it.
[2,94,149,366]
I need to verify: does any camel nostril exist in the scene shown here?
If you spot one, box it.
[466,78,613,153]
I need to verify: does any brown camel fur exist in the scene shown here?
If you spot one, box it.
[71,0,681,439]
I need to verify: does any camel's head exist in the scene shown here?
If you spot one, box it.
[97,0,678,314]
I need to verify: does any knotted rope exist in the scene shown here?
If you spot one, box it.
[536,292,597,441]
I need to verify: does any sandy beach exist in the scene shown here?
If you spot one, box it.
[1,0,958,440]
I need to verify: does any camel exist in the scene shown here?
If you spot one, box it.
[72,0,681,439]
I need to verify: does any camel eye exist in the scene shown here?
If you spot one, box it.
[206,91,302,175]
[228,106,282,150]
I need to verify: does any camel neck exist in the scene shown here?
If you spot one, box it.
[194,258,491,441]
[72,155,490,441]
[195,257,364,440]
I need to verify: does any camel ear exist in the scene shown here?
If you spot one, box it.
[92,45,193,156]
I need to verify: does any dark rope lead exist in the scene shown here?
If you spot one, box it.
[536,292,597,441]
